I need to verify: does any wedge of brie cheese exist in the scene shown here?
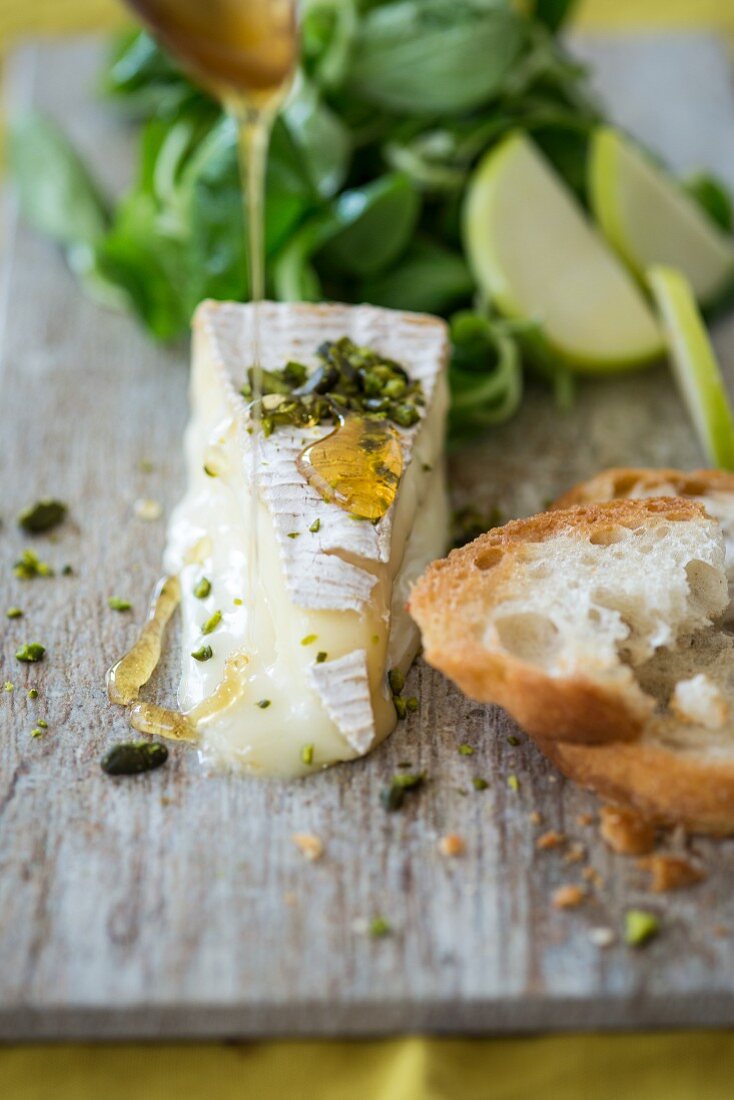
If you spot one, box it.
[164,301,449,777]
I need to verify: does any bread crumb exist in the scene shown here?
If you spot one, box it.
[438,834,466,857]
[582,866,604,887]
[536,830,565,850]
[588,927,615,948]
[637,854,706,893]
[133,497,163,521]
[563,842,586,864]
[528,811,543,826]
[671,674,728,729]
[600,805,656,855]
[576,813,595,827]
[291,833,324,861]
[552,884,586,909]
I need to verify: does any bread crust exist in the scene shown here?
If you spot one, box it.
[410,497,705,745]
[553,467,734,510]
[536,734,734,836]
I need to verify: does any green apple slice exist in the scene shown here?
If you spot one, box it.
[590,127,734,309]
[463,132,663,373]
[649,265,734,469]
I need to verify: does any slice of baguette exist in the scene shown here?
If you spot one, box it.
[554,467,734,612]
[410,497,728,744]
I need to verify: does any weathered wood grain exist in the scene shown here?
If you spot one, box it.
[2,34,734,1039]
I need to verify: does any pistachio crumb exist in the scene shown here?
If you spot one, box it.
[193,577,211,600]
[300,633,318,646]
[27,688,38,699]
[301,743,314,766]
[37,719,48,729]
[233,597,243,606]
[6,608,23,619]
[369,916,391,938]
[507,774,520,792]
[287,531,300,539]
[17,499,67,534]
[256,699,271,709]
[15,643,45,663]
[472,777,489,791]
[31,727,44,739]
[108,596,131,612]
[624,909,660,947]
[4,682,14,693]
[191,644,213,662]
[201,610,222,635]
[309,518,321,533]
[458,743,474,756]
[315,651,328,664]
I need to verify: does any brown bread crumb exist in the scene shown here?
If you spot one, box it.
[600,805,656,855]
[552,884,586,909]
[637,854,706,893]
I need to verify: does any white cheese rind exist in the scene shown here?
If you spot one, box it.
[164,300,449,777]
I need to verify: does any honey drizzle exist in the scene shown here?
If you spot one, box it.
[296,415,404,521]
[108,575,251,745]
[107,575,181,706]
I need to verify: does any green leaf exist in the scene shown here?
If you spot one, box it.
[349,0,527,116]
[684,172,734,234]
[448,311,523,436]
[531,0,578,33]
[282,76,352,198]
[360,240,475,314]
[320,173,420,276]
[9,112,109,248]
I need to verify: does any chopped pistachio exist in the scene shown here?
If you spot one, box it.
[625,909,660,947]
[139,458,155,473]
[108,596,131,612]
[193,577,211,600]
[315,651,328,664]
[301,743,314,766]
[507,774,520,792]
[31,727,44,739]
[15,642,45,663]
[380,771,425,811]
[309,518,321,533]
[14,549,54,580]
[201,610,222,635]
[17,499,67,534]
[27,688,39,700]
[101,740,168,776]
[191,644,213,662]
[301,633,318,646]
[233,597,243,606]
[371,634,380,645]
[37,719,48,729]
[256,699,271,709]
[458,743,474,756]
[393,696,407,720]
[405,696,419,712]
[61,564,74,576]
[507,735,520,746]
[6,608,23,619]
[203,464,218,477]
[369,916,391,938]
[388,668,404,695]
[287,531,300,539]
[3,682,14,693]
[472,777,489,791]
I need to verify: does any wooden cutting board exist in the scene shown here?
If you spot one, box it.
[3,32,734,1040]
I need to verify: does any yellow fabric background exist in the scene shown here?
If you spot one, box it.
[3,1,734,1096]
